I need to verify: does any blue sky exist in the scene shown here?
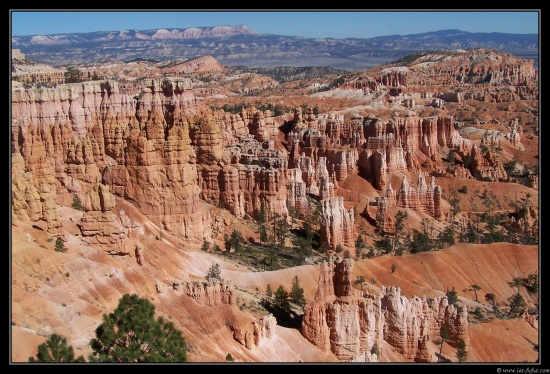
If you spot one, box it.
[11,10,540,39]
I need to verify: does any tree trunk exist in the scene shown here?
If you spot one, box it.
[438,340,444,362]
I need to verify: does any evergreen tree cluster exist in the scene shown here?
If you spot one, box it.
[29,294,188,363]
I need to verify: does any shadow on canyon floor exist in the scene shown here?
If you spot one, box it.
[261,303,303,330]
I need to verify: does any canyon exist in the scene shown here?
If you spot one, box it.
[11,45,539,364]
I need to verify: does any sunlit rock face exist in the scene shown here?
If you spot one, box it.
[184,279,235,306]
[373,172,445,233]
[106,78,211,241]
[319,196,355,251]
[12,81,127,235]
[79,183,134,252]
[302,258,469,362]
[286,168,309,216]
[468,144,508,182]
[12,78,213,244]
[357,114,474,191]
[230,314,277,350]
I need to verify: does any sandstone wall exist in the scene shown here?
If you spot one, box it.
[12,79,212,244]
[231,314,277,350]
[184,279,235,306]
[302,258,469,362]
[319,197,355,251]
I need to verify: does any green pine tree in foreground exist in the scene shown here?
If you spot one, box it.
[88,294,187,362]
[29,333,85,362]
[31,294,188,363]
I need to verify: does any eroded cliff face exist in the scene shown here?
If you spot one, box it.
[301,258,380,361]
[12,81,125,235]
[102,78,213,242]
[369,49,538,91]
[11,153,61,234]
[11,77,308,244]
[183,279,235,307]
[358,114,475,190]
[178,278,277,351]
[12,78,212,244]
[374,173,445,231]
[10,70,522,247]
[156,274,282,354]
[287,107,482,199]
[230,314,277,350]
[381,286,469,361]
[302,258,469,362]
[319,197,355,251]
[198,101,512,249]
[191,106,292,220]
[468,144,508,182]
[78,183,142,253]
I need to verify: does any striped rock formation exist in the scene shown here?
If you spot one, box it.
[302,258,469,362]
[12,78,212,245]
[319,196,355,251]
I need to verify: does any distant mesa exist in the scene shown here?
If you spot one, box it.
[16,24,256,42]
[11,25,537,70]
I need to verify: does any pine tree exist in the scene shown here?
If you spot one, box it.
[485,293,497,307]
[258,201,266,223]
[508,277,524,295]
[437,326,450,362]
[55,237,67,253]
[266,284,273,297]
[438,225,455,247]
[456,339,468,362]
[446,287,459,305]
[29,333,85,362]
[524,272,539,294]
[467,284,481,302]
[206,263,222,282]
[355,234,366,254]
[89,294,187,362]
[290,276,306,307]
[355,275,366,292]
[258,202,268,245]
[274,214,290,249]
[71,195,85,211]
[507,293,527,317]
[392,210,407,253]
[448,189,461,224]
[303,221,313,244]
[273,285,290,313]
[375,235,392,254]
[228,229,244,257]
[259,224,268,245]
